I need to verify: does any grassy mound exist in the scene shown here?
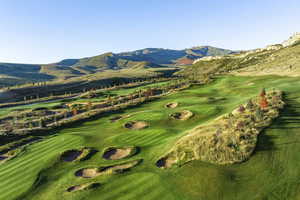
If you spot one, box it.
[170,110,193,120]
[124,121,149,130]
[66,182,100,192]
[75,159,142,178]
[159,89,285,167]
[102,146,138,160]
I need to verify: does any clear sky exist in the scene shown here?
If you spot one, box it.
[0,0,299,64]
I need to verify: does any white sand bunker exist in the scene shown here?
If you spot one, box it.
[170,110,193,120]
[124,121,148,130]
[66,182,100,192]
[102,147,138,160]
[75,159,142,178]
[165,102,178,108]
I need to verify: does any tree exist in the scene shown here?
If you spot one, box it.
[255,107,263,121]
[238,105,246,113]
[39,119,46,128]
[72,109,78,116]
[87,101,93,111]
[260,88,266,97]
[64,111,68,119]
[260,96,268,109]
[245,99,254,110]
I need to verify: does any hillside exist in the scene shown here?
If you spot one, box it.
[181,34,300,79]
[117,46,234,65]
[0,46,234,87]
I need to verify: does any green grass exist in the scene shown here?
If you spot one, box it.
[1,75,300,200]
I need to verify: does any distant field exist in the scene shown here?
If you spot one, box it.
[1,75,300,200]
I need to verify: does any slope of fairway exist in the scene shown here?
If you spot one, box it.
[0,134,84,200]
[2,75,300,200]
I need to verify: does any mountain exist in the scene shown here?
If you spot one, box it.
[117,46,234,65]
[0,46,234,87]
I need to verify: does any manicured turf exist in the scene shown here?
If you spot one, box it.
[1,75,300,200]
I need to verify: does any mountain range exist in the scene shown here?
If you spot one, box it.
[0,46,234,86]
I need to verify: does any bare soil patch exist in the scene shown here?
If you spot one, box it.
[165,102,178,108]
[124,121,148,130]
[102,147,138,160]
[75,159,142,178]
[170,110,193,120]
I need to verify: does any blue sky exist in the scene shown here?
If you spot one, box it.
[0,0,299,64]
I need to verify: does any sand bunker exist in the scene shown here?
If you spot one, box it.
[156,157,176,169]
[61,147,97,162]
[75,159,142,178]
[165,102,178,108]
[170,110,193,120]
[109,114,131,123]
[66,182,100,192]
[109,116,123,122]
[0,155,9,163]
[102,147,138,160]
[0,156,7,161]
[124,121,148,130]
[61,150,82,162]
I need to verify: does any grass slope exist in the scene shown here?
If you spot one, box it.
[1,75,300,200]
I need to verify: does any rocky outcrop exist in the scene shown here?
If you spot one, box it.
[282,33,300,47]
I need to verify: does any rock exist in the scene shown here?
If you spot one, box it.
[282,32,300,47]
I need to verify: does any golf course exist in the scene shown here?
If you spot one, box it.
[1,75,300,200]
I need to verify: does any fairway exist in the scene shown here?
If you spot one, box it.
[1,75,300,200]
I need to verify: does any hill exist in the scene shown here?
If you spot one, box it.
[117,46,234,65]
[180,33,300,79]
[0,46,234,87]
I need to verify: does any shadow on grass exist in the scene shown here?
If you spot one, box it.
[255,96,300,153]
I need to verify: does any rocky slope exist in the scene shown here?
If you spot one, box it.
[182,33,300,79]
